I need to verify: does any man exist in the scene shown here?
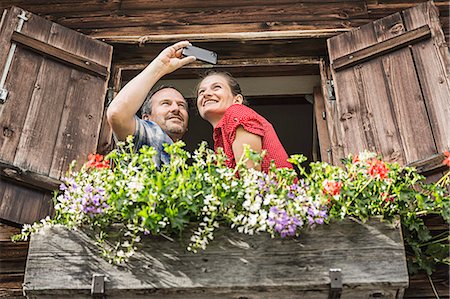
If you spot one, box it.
[107,41,196,167]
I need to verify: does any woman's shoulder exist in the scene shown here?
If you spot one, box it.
[225,104,259,118]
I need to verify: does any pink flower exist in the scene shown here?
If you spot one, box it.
[322,179,342,196]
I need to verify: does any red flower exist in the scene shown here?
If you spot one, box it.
[381,192,395,203]
[86,154,110,169]
[352,154,360,164]
[443,151,450,167]
[367,158,389,180]
[322,179,342,196]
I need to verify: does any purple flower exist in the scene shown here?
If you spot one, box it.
[268,207,303,238]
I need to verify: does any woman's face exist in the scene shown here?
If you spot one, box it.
[196,74,241,125]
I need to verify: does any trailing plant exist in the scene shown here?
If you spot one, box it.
[13,137,450,275]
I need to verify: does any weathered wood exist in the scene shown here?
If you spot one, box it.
[319,59,344,165]
[313,86,332,163]
[402,2,450,154]
[24,219,408,298]
[327,4,442,165]
[406,153,448,174]
[0,7,112,224]
[327,25,371,163]
[118,57,321,82]
[11,31,108,77]
[105,29,349,44]
[373,13,436,163]
[1,1,448,66]
[0,222,28,299]
[332,25,431,71]
[0,159,61,192]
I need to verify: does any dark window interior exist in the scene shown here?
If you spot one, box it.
[183,95,314,163]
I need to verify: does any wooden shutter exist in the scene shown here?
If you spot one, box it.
[319,1,449,172]
[0,7,112,224]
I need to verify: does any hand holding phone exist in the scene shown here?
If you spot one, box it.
[182,45,218,65]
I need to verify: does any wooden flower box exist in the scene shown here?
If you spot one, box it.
[23,218,408,298]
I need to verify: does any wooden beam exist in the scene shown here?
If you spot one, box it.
[117,57,320,72]
[11,31,109,78]
[100,29,348,45]
[406,153,448,175]
[0,160,62,192]
[331,25,431,71]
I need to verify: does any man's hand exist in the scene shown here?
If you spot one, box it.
[107,41,196,142]
[154,41,196,76]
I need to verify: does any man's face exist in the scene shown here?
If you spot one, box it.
[143,88,188,141]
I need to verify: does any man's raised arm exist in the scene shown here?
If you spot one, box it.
[107,41,195,141]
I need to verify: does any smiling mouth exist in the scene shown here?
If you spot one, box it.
[167,115,183,122]
[202,99,218,107]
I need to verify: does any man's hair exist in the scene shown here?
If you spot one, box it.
[196,71,248,105]
[141,85,186,116]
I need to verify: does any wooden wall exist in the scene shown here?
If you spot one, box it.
[1,0,448,71]
[0,222,27,299]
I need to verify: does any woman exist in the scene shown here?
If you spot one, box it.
[196,71,293,172]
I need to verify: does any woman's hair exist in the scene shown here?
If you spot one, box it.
[196,71,248,105]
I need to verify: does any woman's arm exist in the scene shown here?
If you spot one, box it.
[232,126,263,170]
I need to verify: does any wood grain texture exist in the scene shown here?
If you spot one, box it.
[313,86,331,163]
[319,59,344,165]
[0,7,112,224]
[373,13,436,163]
[402,2,450,153]
[0,223,28,299]
[0,1,448,67]
[327,3,443,166]
[23,218,408,298]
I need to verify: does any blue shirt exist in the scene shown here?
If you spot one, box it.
[133,117,173,168]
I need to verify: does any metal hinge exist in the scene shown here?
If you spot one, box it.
[0,10,28,104]
[328,268,342,299]
[326,79,335,101]
[91,274,105,298]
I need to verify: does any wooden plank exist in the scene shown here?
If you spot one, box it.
[39,3,366,28]
[402,2,450,153]
[104,29,349,44]
[327,26,373,161]
[373,13,436,163]
[12,58,72,175]
[0,160,61,192]
[313,86,332,163]
[406,153,448,174]
[348,20,406,164]
[46,21,112,178]
[0,223,28,299]
[11,31,108,78]
[0,7,21,79]
[24,219,408,298]
[319,59,343,165]
[332,25,431,71]
[118,57,321,81]
[0,8,53,225]
[48,68,107,178]
[0,180,50,224]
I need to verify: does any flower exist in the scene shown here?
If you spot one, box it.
[12,140,449,275]
[86,153,110,169]
[322,179,342,196]
[367,158,389,180]
[443,151,450,167]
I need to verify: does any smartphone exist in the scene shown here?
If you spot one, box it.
[182,45,218,65]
